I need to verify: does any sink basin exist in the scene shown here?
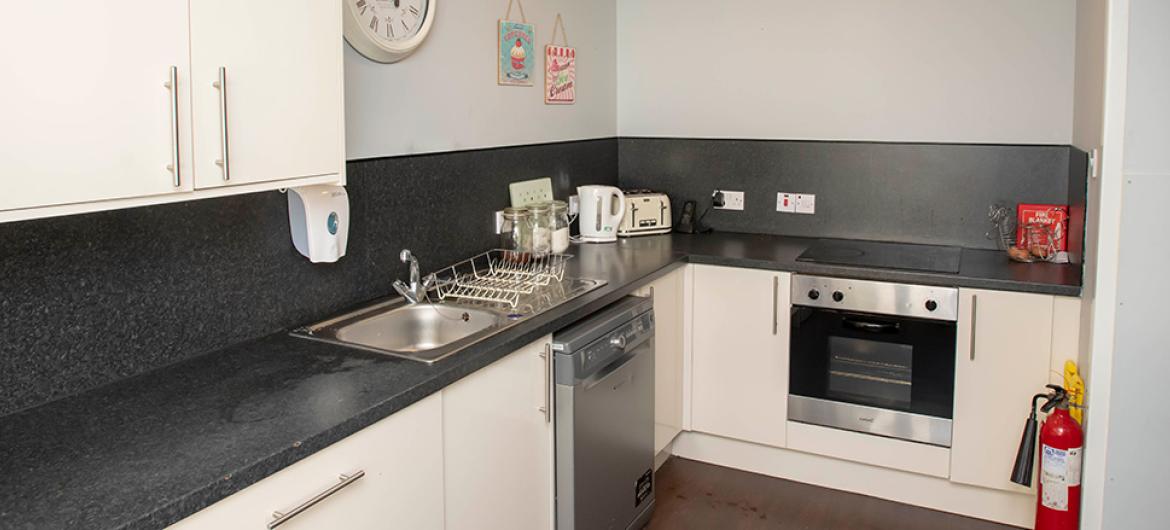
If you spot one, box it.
[293,300,510,363]
[292,277,607,364]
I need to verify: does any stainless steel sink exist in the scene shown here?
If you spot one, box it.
[293,300,510,363]
[292,277,606,363]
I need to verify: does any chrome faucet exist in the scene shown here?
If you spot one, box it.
[393,249,435,304]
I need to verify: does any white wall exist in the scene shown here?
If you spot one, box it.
[617,0,1077,144]
[1073,0,1108,151]
[1094,0,1170,527]
[345,0,616,159]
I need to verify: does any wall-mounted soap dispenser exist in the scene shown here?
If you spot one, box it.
[287,185,349,263]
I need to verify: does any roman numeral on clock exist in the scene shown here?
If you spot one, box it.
[409,6,420,17]
[369,16,378,31]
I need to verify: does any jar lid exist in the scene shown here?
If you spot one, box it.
[527,202,552,213]
[502,207,531,218]
[549,200,568,213]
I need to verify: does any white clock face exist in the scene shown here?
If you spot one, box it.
[349,0,428,43]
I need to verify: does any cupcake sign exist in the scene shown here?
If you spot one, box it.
[498,20,535,86]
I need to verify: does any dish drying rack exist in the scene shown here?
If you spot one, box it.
[429,250,572,308]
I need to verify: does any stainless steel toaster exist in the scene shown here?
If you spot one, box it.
[618,191,672,237]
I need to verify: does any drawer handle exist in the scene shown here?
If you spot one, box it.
[540,343,552,423]
[213,66,230,181]
[164,66,181,187]
[268,470,365,529]
[969,294,979,361]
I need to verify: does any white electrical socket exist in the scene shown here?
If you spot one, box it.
[794,194,816,214]
[494,210,505,234]
[568,195,579,216]
[776,193,796,213]
[714,190,745,211]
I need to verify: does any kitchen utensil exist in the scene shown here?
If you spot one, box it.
[577,185,625,243]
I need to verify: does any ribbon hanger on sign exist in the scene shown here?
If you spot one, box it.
[544,13,576,104]
[499,0,535,86]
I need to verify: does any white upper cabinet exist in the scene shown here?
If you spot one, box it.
[0,1,344,223]
[951,288,1055,493]
[690,265,791,448]
[189,0,344,189]
[0,1,193,212]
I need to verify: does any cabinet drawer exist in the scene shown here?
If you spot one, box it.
[169,393,444,530]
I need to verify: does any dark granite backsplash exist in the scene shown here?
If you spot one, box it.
[0,139,618,417]
[2,136,1086,417]
[618,138,1085,252]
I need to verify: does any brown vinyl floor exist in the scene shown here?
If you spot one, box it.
[647,457,1024,530]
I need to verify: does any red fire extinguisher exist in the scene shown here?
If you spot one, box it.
[1010,385,1083,530]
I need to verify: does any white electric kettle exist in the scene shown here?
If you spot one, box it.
[577,185,626,243]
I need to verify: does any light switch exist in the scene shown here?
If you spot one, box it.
[794,194,816,214]
[776,193,796,213]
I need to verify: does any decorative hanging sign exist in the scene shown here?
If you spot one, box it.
[544,14,576,105]
[498,0,535,86]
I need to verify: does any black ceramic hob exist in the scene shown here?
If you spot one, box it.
[796,239,962,274]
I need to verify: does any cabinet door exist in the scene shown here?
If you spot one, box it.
[190,0,343,189]
[443,336,555,530]
[951,289,1054,492]
[639,267,686,454]
[169,393,444,530]
[0,1,192,212]
[690,265,790,448]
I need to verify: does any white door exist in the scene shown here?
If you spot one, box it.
[640,267,686,454]
[189,0,343,189]
[0,1,192,212]
[951,288,1054,492]
[443,336,555,530]
[690,265,790,448]
[169,393,445,530]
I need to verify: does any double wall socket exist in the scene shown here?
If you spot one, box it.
[713,190,745,211]
[777,193,816,214]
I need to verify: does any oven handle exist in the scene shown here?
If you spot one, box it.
[842,318,901,334]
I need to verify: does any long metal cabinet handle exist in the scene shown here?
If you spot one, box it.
[268,471,365,529]
[969,295,978,361]
[540,344,551,423]
[213,66,230,181]
[165,66,181,187]
[772,276,779,335]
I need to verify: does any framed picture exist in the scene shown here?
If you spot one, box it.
[545,45,576,104]
[498,20,535,86]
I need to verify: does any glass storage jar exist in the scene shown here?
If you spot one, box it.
[528,202,553,258]
[549,200,571,254]
[500,207,533,262]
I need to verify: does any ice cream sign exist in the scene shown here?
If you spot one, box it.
[545,45,576,104]
[498,20,535,86]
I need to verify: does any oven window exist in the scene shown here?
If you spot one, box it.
[790,307,956,419]
[828,337,913,408]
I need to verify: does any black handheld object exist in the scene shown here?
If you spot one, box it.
[1009,385,1068,486]
[675,200,712,234]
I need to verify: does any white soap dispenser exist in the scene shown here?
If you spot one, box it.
[287,185,349,263]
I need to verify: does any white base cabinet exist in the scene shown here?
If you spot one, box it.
[636,266,686,454]
[950,288,1062,494]
[690,265,791,448]
[442,336,555,530]
[168,393,444,530]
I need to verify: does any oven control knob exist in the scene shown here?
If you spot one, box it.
[925,300,938,312]
[832,291,844,302]
[808,289,820,300]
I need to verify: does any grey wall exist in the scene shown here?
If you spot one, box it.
[1098,0,1170,526]
[619,138,1078,250]
[0,139,617,417]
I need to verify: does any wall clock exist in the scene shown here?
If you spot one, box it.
[343,0,436,63]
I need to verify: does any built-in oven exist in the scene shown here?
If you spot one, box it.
[789,275,959,447]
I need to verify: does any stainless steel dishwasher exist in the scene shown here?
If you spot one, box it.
[553,295,656,530]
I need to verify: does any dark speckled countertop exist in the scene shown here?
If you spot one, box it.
[0,233,1080,529]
